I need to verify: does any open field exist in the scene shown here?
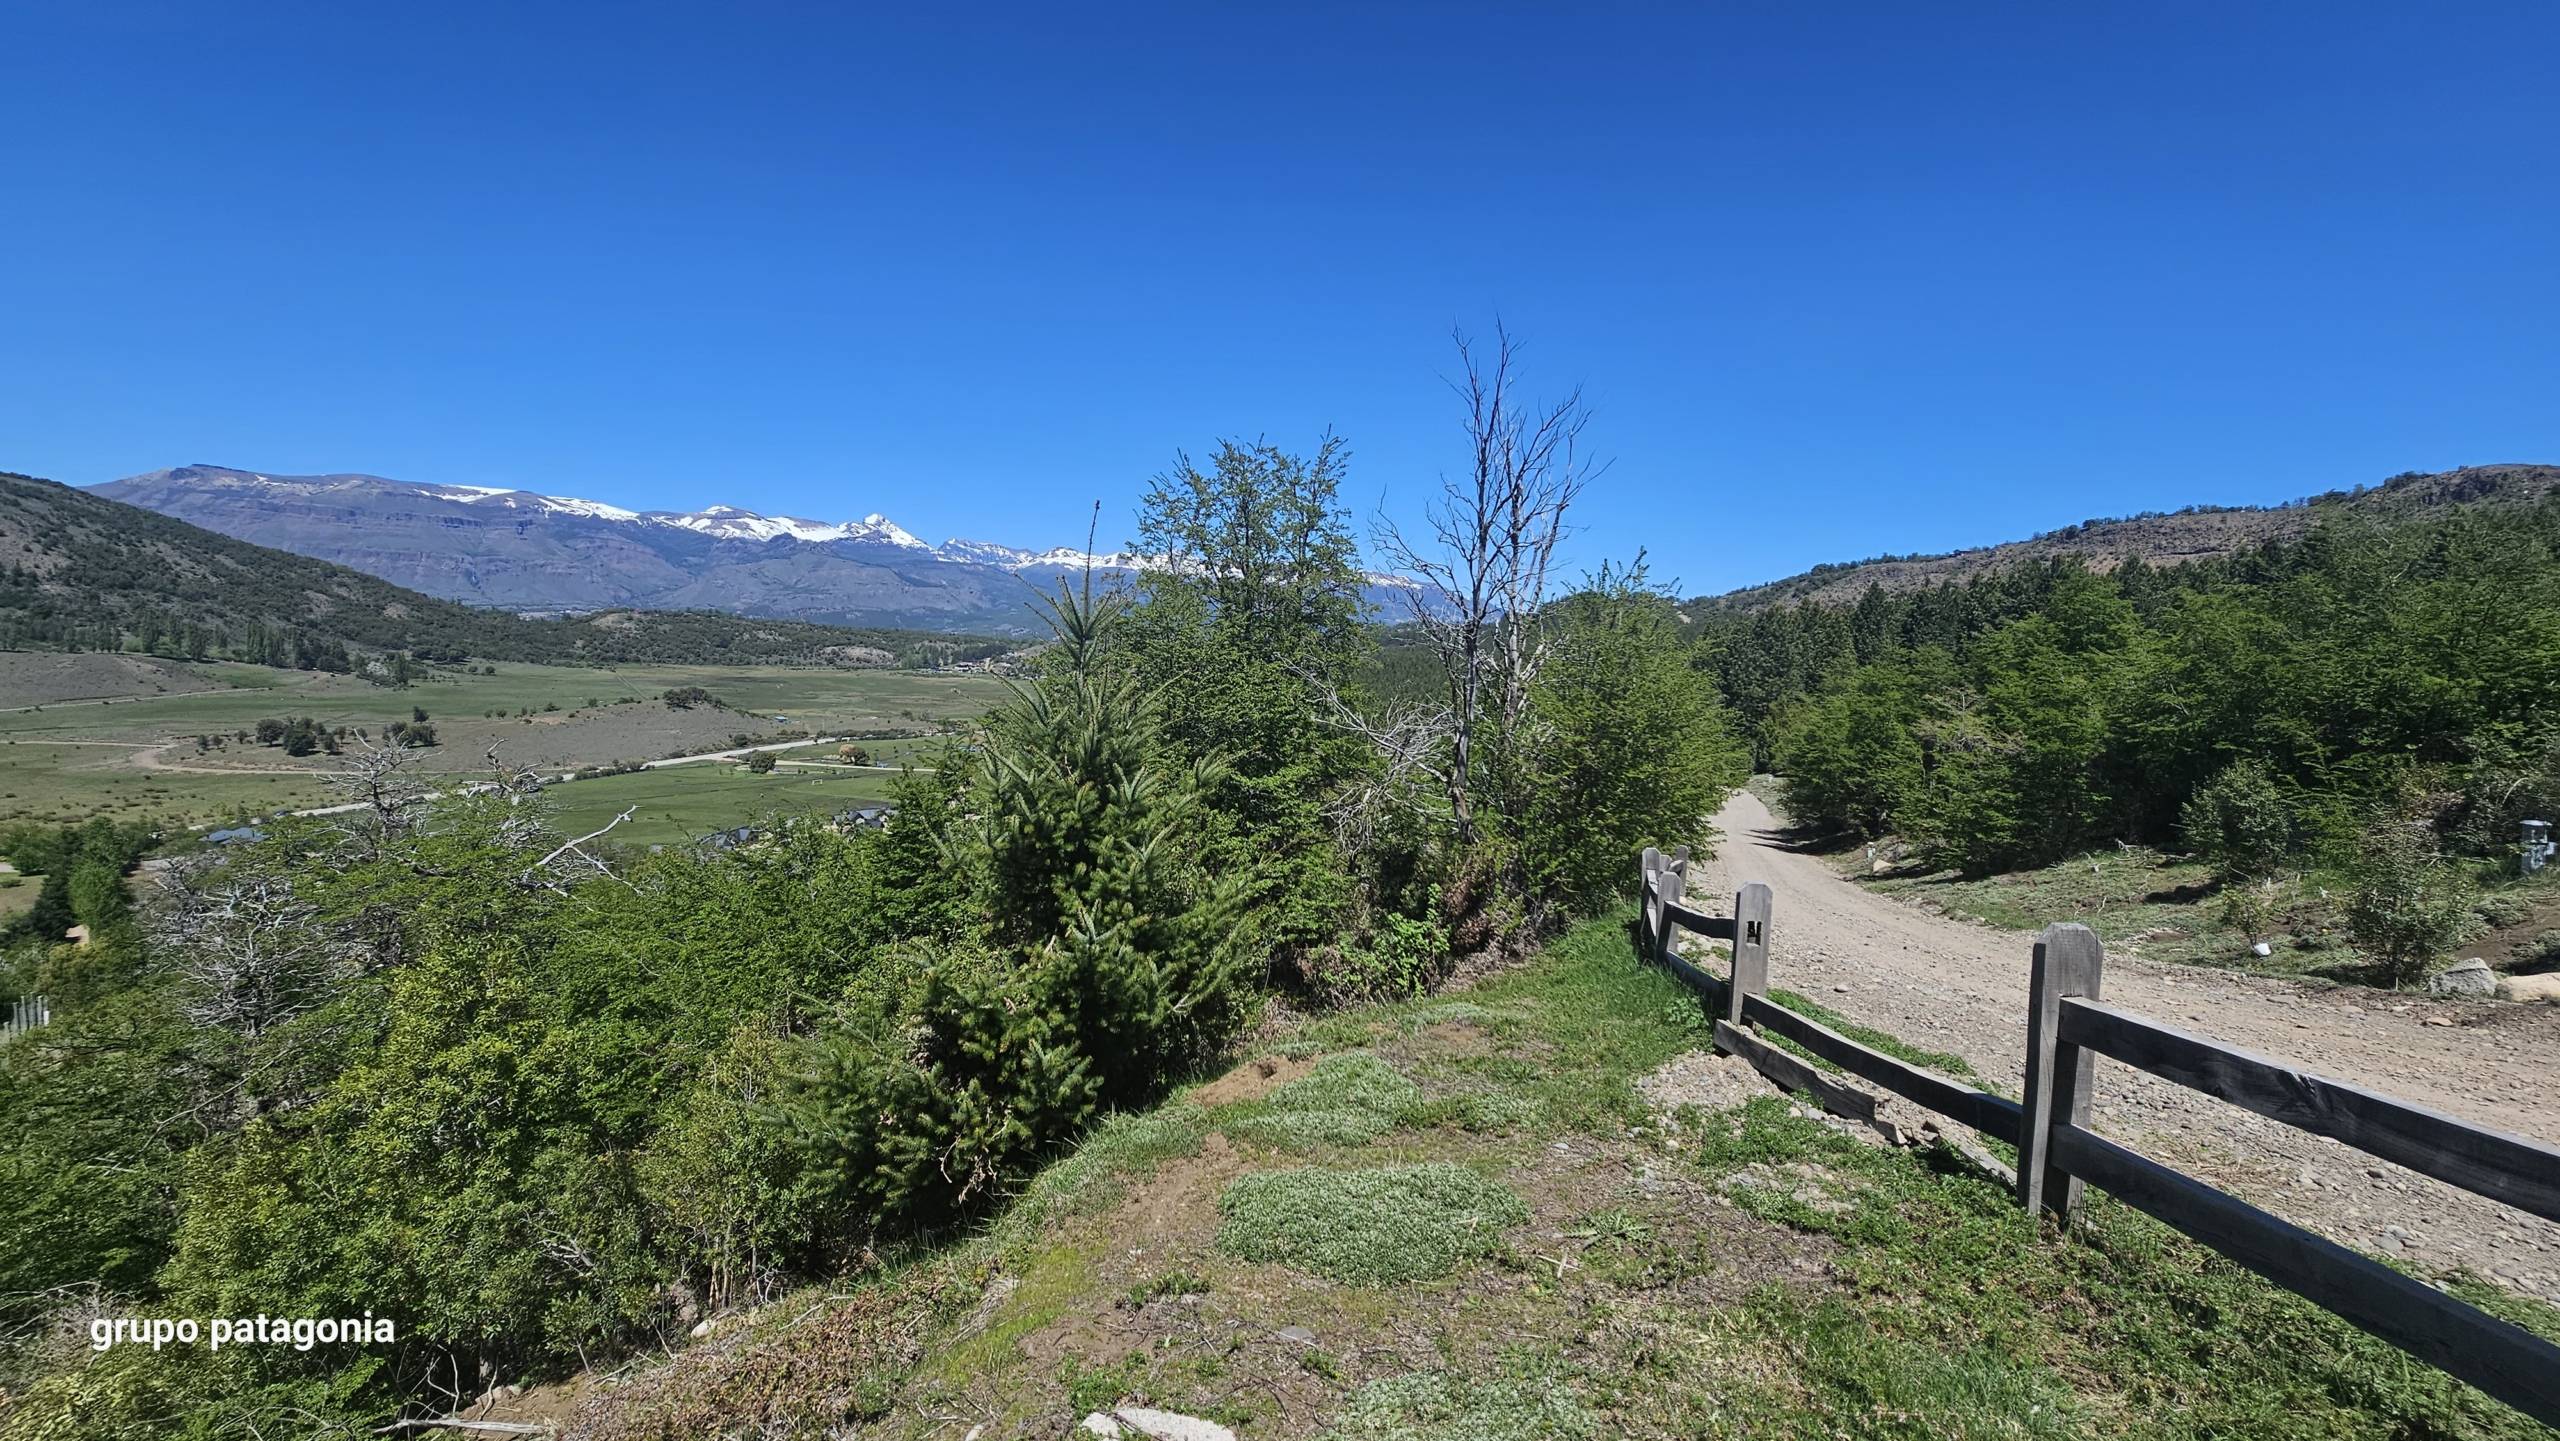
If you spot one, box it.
[538,763,905,848]
[0,651,1005,827]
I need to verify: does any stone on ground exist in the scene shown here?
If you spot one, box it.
[1078,1408,1237,1441]
[2425,957,2496,997]
[2500,971,2560,1004]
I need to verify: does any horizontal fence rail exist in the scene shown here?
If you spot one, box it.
[2048,1121,2560,1423]
[2055,996,2560,1224]
[1740,991,2024,1146]
[1634,852,2560,1427]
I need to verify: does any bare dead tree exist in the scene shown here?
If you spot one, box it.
[150,848,370,1130]
[323,739,433,863]
[1368,323,1603,846]
[156,853,344,1043]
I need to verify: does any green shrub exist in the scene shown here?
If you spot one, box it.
[778,585,1248,1231]
[1215,1163,1526,1284]
[636,1030,836,1312]
[1299,905,1450,1007]
[2214,876,2284,951]
[1524,560,1747,916]
[2182,759,2295,879]
[2346,813,2482,986]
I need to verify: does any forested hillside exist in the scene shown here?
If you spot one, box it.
[0,470,1008,667]
[1704,490,2560,950]
[1695,463,2560,612]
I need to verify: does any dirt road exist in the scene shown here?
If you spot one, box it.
[1688,787,2560,1301]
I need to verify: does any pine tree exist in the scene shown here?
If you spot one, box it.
[781,576,1248,1227]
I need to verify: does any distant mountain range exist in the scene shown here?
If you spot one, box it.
[92,466,1422,633]
[2,469,988,667]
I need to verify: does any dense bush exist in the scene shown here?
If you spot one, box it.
[1524,561,1747,914]
[778,584,1249,1230]
[2182,759,2295,880]
[2346,806,2482,986]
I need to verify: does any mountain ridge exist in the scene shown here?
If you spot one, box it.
[86,461,2560,632]
[93,465,1381,630]
[1690,462,2560,612]
[0,469,1011,666]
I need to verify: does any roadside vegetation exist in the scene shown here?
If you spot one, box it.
[1708,501,2560,987]
[344,917,2560,1438]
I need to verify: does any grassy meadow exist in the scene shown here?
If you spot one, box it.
[538,763,907,849]
[0,652,1004,830]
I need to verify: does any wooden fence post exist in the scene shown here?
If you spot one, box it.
[1639,847,1664,955]
[1727,881,1772,1025]
[1660,848,1695,965]
[2020,923,2105,1225]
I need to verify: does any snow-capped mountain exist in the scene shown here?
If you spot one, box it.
[658,506,936,549]
[89,465,1425,631]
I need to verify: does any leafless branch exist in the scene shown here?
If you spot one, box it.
[1365,322,1602,845]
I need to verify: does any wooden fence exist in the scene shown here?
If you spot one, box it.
[1636,849,2560,1427]
[0,993,50,1043]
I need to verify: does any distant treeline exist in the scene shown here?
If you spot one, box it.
[1698,497,2560,877]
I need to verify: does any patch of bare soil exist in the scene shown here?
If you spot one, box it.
[1638,1048,1777,1116]
[0,652,215,707]
[1191,1053,1316,1107]
[1695,787,2560,1301]
[1411,1018,1498,1057]
[435,704,766,772]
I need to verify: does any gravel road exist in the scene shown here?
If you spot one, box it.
[1687,787,2560,1301]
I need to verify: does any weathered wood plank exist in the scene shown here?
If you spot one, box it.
[1728,882,1772,1025]
[2020,924,2103,1223]
[1714,1019,1878,1123]
[2058,997,2560,1224]
[1741,991,2022,1145]
[1660,899,1737,942]
[2051,1122,2560,1427]
[1638,850,1665,955]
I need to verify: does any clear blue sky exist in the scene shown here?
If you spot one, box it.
[5,3,2554,595]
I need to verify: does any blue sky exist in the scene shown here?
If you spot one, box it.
[5,3,2554,595]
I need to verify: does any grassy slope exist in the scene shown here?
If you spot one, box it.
[552,916,2560,1441]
